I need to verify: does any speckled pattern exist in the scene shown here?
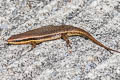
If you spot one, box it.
[0,0,120,80]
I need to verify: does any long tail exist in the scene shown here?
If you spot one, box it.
[83,31,120,53]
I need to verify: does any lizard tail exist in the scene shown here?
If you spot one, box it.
[84,31,120,53]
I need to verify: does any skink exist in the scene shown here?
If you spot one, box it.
[7,25,120,53]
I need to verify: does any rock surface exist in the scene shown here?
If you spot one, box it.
[0,0,120,80]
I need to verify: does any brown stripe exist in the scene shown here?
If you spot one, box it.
[13,34,61,42]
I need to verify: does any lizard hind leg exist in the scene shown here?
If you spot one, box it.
[61,33,72,48]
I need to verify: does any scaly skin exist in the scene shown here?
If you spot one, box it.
[7,25,120,53]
